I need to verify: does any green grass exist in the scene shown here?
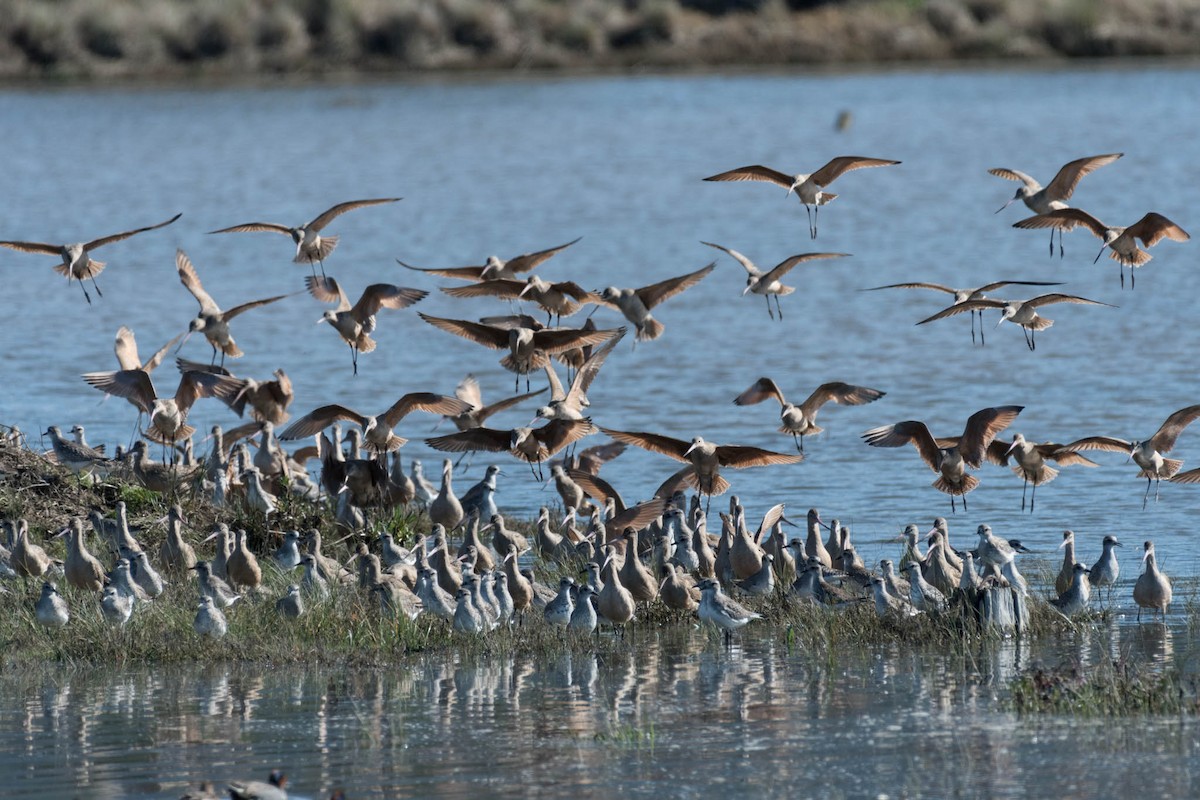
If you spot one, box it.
[1010,660,1200,715]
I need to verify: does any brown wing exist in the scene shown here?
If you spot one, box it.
[425,427,513,453]
[353,284,427,320]
[441,280,525,300]
[305,275,350,310]
[1042,154,1123,201]
[531,327,620,355]
[1149,405,1200,453]
[799,382,885,417]
[269,369,293,408]
[972,280,1064,294]
[176,249,219,315]
[568,327,625,402]
[600,428,692,461]
[1125,212,1190,247]
[81,369,156,414]
[567,468,627,512]
[549,281,599,303]
[917,299,1005,324]
[396,259,486,281]
[175,357,233,377]
[279,405,367,440]
[702,165,793,188]
[987,168,1039,190]
[1039,446,1099,467]
[503,237,582,274]
[1022,293,1113,310]
[308,198,401,232]
[754,503,787,540]
[381,393,472,427]
[572,441,627,475]
[861,421,941,470]
[958,406,1024,468]
[190,373,249,415]
[143,332,183,372]
[0,239,61,255]
[210,221,292,235]
[1055,436,1131,454]
[760,253,849,284]
[533,419,596,456]
[808,156,900,187]
[478,314,544,331]
[985,439,1012,466]
[172,371,205,414]
[474,387,547,423]
[223,293,289,322]
[864,281,957,295]
[1013,208,1108,239]
[454,374,484,409]
[733,377,787,408]
[713,445,803,468]
[635,262,715,310]
[419,314,512,350]
[114,326,141,371]
[607,498,668,534]
[83,213,181,250]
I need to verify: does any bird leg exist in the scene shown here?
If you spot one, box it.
[1142,476,1153,510]
[1131,268,1136,290]
[792,433,802,454]
[805,205,816,239]
[774,295,784,320]
[91,275,104,299]
[1120,264,1125,289]
[970,312,976,345]
[350,344,359,376]
[1021,475,1028,512]
[765,295,774,320]
[1030,479,1036,513]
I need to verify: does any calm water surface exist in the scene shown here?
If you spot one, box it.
[3,65,1200,796]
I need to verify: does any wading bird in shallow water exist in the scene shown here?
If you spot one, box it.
[175,249,289,366]
[733,377,885,453]
[599,427,801,510]
[1057,405,1200,508]
[397,237,581,283]
[307,275,427,374]
[861,405,1023,512]
[864,280,1063,345]
[592,262,715,342]
[1133,540,1171,622]
[702,242,849,320]
[988,153,1123,256]
[703,156,900,238]
[210,198,401,275]
[1013,209,1190,288]
[916,293,1113,351]
[988,432,1098,512]
[0,212,180,304]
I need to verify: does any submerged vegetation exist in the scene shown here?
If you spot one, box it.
[0,0,1197,82]
[1010,660,1200,715]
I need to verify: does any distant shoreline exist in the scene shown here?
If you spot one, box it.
[2,0,1198,84]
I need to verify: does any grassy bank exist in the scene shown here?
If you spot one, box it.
[1,0,1197,83]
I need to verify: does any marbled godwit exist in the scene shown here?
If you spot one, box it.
[159,505,196,573]
[702,242,848,319]
[562,469,668,541]
[704,156,900,238]
[593,262,714,342]
[398,237,581,282]
[597,550,636,625]
[917,293,1113,351]
[1089,535,1121,590]
[280,392,470,454]
[442,374,545,432]
[660,563,700,612]
[1058,405,1200,508]
[306,275,427,374]
[1049,563,1091,616]
[1133,540,1171,621]
[100,586,133,627]
[427,419,596,480]
[129,440,202,493]
[0,212,180,303]
[1055,530,1078,597]
[11,520,51,578]
[535,328,624,422]
[88,327,185,439]
[34,582,69,628]
[989,153,1123,255]
[1014,209,1189,287]
[56,518,104,592]
[441,275,599,326]
[864,280,1063,344]
[600,428,801,507]
[429,461,464,531]
[181,360,294,425]
[734,377,885,453]
[176,250,288,365]
[419,312,619,389]
[990,433,1099,511]
[211,198,400,274]
[862,406,1023,511]
[81,369,210,447]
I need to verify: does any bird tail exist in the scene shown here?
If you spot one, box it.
[637,317,665,342]
[500,352,549,373]
[355,335,377,354]
[1026,317,1053,331]
[780,422,821,436]
[296,235,339,263]
[817,193,838,206]
[1140,458,1183,479]
[143,423,196,445]
[1013,464,1057,486]
[933,473,978,496]
[1111,247,1151,267]
[681,469,730,496]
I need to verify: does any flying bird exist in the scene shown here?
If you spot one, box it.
[398,237,581,282]
[734,378,885,453]
[280,393,472,454]
[702,242,849,320]
[864,280,1063,345]
[427,419,596,479]
[593,262,715,342]
[916,293,1113,351]
[306,275,427,374]
[175,249,289,365]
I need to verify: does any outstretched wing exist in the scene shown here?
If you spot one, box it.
[713,445,802,468]
[800,382,886,417]
[84,213,182,250]
[1042,153,1123,202]
[636,262,715,310]
[862,420,941,471]
[176,249,220,315]
[958,406,1024,468]
[381,393,473,427]
[504,237,582,274]
[425,427,513,453]
[701,241,761,276]
[280,405,368,440]
[600,428,692,462]
[733,377,787,408]
[353,284,427,320]
[1149,405,1200,453]
[418,314,511,350]
[308,198,401,232]
[760,252,849,284]
[809,156,900,187]
[702,165,793,188]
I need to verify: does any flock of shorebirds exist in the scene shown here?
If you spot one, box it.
[1,148,1189,676]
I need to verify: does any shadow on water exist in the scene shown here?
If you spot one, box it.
[3,616,1199,798]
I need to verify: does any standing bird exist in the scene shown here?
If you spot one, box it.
[306,275,427,374]
[42,425,109,478]
[863,280,1063,345]
[989,153,1123,255]
[917,293,1113,351]
[862,406,1024,511]
[697,578,762,639]
[989,433,1098,512]
[702,242,848,319]
[1049,563,1091,617]
[175,249,288,365]
[1133,541,1171,621]
[0,212,180,303]
[1089,535,1122,591]
[280,392,470,454]
[1014,209,1189,288]
[35,582,70,628]
[193,596,228,639]
[600,428,801,506]
[100,586,134,627]
[592,262,715,342]
[1058,405,1200,508]
[703,156,900,238]
[733,377,885,453]
[210,197,401,273]
[398,237,581,282]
